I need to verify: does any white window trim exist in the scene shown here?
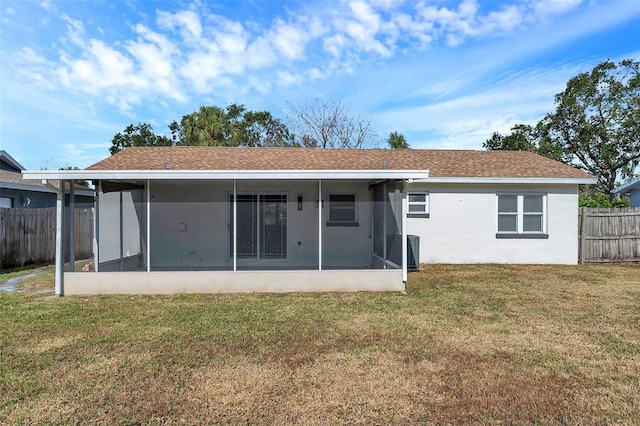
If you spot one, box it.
[496,193,548,238]
[326,192,358,226]
[407,191,429,217]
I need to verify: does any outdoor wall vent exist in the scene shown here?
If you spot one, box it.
[382,161,387,169]
[162,161,167,170]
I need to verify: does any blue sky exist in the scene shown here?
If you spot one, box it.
[1,0,639,170]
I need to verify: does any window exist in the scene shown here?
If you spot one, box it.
[327,194,358,226]
[497,194,547,238]
[0,197,13,208]
[230,194,288,259]
[408,192,429,217]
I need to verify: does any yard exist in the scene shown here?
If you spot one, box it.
[1,264,639,424]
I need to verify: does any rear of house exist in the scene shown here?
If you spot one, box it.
[22,147,595,296]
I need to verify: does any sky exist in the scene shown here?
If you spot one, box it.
[1,0,639,170]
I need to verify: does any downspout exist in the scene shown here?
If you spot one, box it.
[43,179,64,296]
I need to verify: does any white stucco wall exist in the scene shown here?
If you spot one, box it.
[406,183,580,264]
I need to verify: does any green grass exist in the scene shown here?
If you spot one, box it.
[1,264,639,424]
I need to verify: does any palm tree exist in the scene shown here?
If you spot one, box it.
[387,131,409,149]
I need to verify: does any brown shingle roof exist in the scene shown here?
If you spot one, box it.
[1,169,51,188]
[86,147,592,179]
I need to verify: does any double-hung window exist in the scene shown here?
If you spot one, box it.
[327,194,358,226]
[497,194,548,238]
[407,192,429,217]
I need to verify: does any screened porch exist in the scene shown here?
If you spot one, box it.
[56,177,409,294]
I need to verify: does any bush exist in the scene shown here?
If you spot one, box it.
[579,193,630,208]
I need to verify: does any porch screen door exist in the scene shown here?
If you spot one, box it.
[231,194,287,259]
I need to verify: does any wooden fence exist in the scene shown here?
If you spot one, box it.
[0,207,93,269]
[578,207,640,263]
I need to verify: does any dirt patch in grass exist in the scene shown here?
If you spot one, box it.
[1,264,639,424]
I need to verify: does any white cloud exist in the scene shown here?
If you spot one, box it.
[269,19,310,59]
[60,13,85,46]
[343,1,391,56]
[532,0,584,18]
[157,9,202,40]
[39,0,56,13]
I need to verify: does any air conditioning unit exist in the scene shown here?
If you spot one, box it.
[407,235,420,271]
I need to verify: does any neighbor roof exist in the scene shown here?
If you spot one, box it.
[613,176,640,193]
[85,146,592,179]
[0,169,59,192]
[2,169,94,195]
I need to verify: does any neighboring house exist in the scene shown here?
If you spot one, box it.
[1,150,94,208]
[23,147,596,296]
[613,176,640,207]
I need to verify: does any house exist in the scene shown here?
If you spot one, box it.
[22,147,596,296]
[613,176,640,207]
[1,150,94,209]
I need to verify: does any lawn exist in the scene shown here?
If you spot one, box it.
[1,264,639,424]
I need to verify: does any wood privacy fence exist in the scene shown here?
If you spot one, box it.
[0,207,93,269]
[579,207,640,263]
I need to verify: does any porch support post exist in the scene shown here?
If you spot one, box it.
[383,182,387,267]
[146,180,151,272]
[401,183,408,283]
[55,180,65,296]
[119,192,124,271]
[318,179,322,271]
[233,179,237,272]
[69,181,75,272]
[94,181,99,272]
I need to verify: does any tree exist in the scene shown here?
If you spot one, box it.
[110,123,172,155]
[241,110,297,147]
[544,59,640,197]
[170,104,296,147]
[483,123,568,162]
[287,98,378,148]
[109,105,296,155]
[483,124,536,152]
[387,131,409,149]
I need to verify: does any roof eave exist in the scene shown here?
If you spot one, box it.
[613,176,640,193]
[22,169,432,181]
[412,177,597,185]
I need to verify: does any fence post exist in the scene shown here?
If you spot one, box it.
[579,207,587,264]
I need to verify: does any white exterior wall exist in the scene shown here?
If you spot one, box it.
[406,183,580,264]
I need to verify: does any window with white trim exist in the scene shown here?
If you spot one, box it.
[497,194,547,238]
[407,192,429,217]
[327,193,358,226]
